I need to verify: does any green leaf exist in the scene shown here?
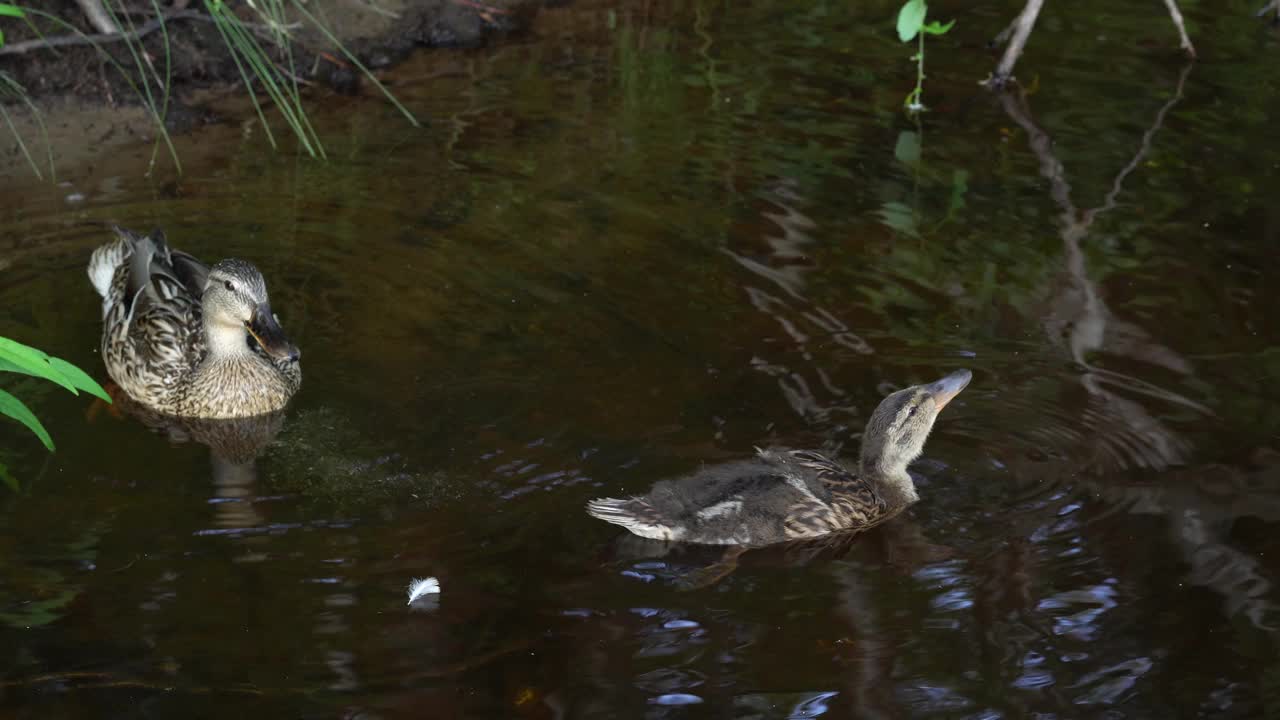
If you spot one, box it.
[0,388,54,451]
[922,19,955,35]
[0,338,77,394]
[46,357,111,402]
[0,4,24,18]
[896,0,927,43]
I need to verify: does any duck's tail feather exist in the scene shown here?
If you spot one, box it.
[88,226,137,300]
[586,497,683,541]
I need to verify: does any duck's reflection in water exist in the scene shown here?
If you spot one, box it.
[604,515,953,591]
[114,392,286,529]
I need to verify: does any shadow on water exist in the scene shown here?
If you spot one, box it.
[3,0,1280,717]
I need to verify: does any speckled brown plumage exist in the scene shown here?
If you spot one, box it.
[587,370,971,547]
[89,227,301,419]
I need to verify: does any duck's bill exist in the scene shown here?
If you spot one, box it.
[247,302,300,362]
[927,369,972,410]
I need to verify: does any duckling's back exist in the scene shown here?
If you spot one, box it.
[587,452,851,546]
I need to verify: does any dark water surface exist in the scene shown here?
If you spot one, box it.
[4,0,1280,716]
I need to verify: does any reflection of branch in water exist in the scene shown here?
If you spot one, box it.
[999,63,1200,474]
[1000,62,1280,631]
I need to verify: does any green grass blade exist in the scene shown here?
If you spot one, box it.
[289,1,420,127]
[0,71,54,179]
[144,0,176,173]
[212,2,313,143]
[18,7,181,171]
[205,1,280,149]
[0,100,42,179]
[0,388,54,450]
[207,0,324,155]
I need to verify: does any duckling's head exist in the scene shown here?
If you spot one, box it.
[859,369,971,480]
[203,259,300,363]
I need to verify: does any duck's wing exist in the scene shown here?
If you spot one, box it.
[169,247,209,297]
[121,229,206,377]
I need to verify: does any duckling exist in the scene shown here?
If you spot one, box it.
[587,369,970,546]
[88,227,301,419]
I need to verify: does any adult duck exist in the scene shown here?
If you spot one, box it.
[88,227,301,419]
[587,370,970,546]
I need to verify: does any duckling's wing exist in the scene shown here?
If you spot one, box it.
[756,448,847,501]
[763,449,889,534]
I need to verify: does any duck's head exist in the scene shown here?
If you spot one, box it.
[859,369,971,479]
[203,259,300,363]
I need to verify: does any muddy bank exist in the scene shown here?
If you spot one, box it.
[0,0,545,179]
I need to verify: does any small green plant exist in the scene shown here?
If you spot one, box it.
[896,0,953,114]
[0,336,110,452]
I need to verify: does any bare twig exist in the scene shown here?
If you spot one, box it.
[1161,0,1196,58]
[986,0,1195,88]
[983,0,1044,89]
[0,10,200,55]
[75,0,121,35]
[0,11,300,56]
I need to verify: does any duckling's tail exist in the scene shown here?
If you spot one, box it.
[586,497,682,541]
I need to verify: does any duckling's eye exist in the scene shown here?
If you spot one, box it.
[223,280,235,292]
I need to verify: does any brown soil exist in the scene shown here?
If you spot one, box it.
[0,0,545,179]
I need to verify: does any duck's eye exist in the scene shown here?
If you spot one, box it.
[223,280,234,292]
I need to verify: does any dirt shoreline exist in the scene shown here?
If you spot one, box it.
[0,0,545,180]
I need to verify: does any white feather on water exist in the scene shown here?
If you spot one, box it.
[407,577,441,607]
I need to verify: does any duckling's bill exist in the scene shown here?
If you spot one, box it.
[926,369,972,410]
